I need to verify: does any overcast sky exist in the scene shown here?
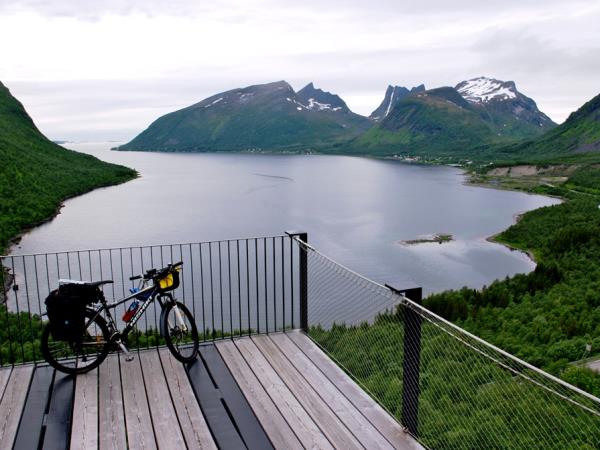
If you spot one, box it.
[1,0,599,141]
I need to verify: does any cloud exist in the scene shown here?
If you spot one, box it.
[1,0,598,138]
[468,25,600,123]
[0,0,572,19]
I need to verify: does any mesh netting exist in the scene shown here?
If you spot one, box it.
[298,238,600,450]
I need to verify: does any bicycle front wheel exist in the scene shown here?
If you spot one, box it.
[41,308,110,374]
[162,301,199,363]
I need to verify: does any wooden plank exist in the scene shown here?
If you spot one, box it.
[270,332,395,449]
[234,337,334,450]
[13,366,54,450]
[252,335,363,450]
[70,369,99,450]
[43,368,76,450]
[186,351,247,449]
[287,330,424,450]
[216,340,303,449]
[159,348,217,450]
[0,367,12,400]
[200,345,274,450]
[99,355,127,450]
[0,365,34,449]
[120,353,157,450]
[139,350,186,450]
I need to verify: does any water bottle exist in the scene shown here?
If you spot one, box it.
[122,300,140,322]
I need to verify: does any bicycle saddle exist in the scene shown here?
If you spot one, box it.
[59,279,114,287]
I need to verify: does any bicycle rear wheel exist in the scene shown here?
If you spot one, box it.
[41,309,110,374]
[162,301,199,363]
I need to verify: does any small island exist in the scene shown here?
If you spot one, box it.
[399,233,453,246]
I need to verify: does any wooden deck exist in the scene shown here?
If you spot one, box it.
[0,331,422,449]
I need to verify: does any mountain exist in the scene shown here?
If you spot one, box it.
[296,82,348,112]
[0,81,135,252]
[456,77,555,139]
[354,86,499,156]
[369,84,425,121]
[489,92,600,160]
[351,77,556,158]
[118,81,371,152]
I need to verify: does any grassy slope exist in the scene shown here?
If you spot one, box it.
[351,88,503,157]
[521,93,599,155]
[474,92,600,163]
[120,82,371,152]
[122,103,362,152]
[0,82,136,253]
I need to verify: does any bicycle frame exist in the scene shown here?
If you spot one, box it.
[87,281,172,343]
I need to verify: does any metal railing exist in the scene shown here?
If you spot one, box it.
[294,237,600,450]
[0,233,303,365]
[3,232,600,449]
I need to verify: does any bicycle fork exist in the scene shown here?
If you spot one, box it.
[172,304,189,332]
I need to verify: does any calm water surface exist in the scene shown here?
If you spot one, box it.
[11,143,560,295]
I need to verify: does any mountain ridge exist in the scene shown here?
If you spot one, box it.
[118,76,558,157]
[487,91,600,161]
[119,80,370,152]
[352,77,557,158]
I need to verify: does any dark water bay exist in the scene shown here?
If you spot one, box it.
[10,143,559,296]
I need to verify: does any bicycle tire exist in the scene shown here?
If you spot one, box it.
[41,308,111,374]
[162,301,199,363]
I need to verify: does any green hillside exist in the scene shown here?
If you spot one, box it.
[351,87,506,157]
[485,92,600,162]
[0,81,136,253]
[348,78,557,160]
[119,81,371,152]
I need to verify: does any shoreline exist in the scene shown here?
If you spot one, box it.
[2,170,138,298]
[4,174,138,256]
[463,169,563,266]
[5,148,559,294]
[486,228,538,265]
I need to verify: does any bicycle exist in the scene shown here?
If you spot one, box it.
[40,261,199,374]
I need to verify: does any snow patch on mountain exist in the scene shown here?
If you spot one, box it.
[204,97,224,108]
[385,88,396,117]
[307,98,333,111]
[238,93,254,102]
[457,77,517,103]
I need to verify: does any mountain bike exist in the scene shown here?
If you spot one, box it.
[40,262,199,374]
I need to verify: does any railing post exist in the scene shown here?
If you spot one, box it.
[387,284,423,438]
[285,231,308,332]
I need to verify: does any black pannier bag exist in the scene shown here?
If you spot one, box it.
[45,283,102,341]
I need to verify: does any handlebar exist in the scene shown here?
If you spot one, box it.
[129,262,183,282]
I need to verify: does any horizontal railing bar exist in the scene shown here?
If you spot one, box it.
[1,234,290,258]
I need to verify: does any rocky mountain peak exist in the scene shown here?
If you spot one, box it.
[297,82,348,112]
[370,84,426,121]
[455,77,518,103]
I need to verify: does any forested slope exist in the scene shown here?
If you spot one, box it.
[0,81,136,253]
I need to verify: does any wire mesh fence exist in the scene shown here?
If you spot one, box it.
[298,238,600,450]
[0,235,301,366]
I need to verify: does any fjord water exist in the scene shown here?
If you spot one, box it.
[12,143,559,295]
